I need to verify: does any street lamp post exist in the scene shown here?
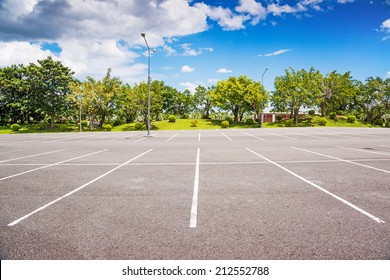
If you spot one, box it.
[261,67,268,128]
[141,33,151,137]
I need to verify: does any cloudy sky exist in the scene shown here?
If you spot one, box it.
[0,0,389,92]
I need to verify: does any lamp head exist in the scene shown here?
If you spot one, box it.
[141,33,146,37]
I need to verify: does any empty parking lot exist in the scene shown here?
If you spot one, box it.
[0,127,389,259]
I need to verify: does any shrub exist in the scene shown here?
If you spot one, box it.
[81,120,88,127]
[10,124,21,131]
[317,118,327,126]
[168,115,176,123]
[221,120,229,128]
[225,117,233,124]
[347,115,356,123]
[285,120,294,127]
[374,119,383,126]
[336,110,343,115]
[276,115,283,121]
[191,120,198,127]
[102,124,112,131]
[329,112,336,120]
[308,110,315,116]
[181,113,189,119]
[135,123,144,130]
[245,118,255,125]
[60,124,68,132]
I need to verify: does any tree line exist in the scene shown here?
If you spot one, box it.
[1,57,389,129]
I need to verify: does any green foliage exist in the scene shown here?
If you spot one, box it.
[245,118,255,125]
[317,118,327,126]
[168,115,176,122]
[134,123,145,130]
[329,112,336,120]
[10,124,21,131]
[308,110,315,115]
[191,120,198,127]
[276,115,283,121]
[221,120,230,128]
[225,117,233,124]
[181,113,190,119]
[347,115,356,123]
[81,120,88,126]
[336,110,343,115]
[102,124,112,131]
[285,120,294,127]
[374,119,383,126]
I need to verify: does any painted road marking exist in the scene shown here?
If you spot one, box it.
[198,133,201,142]
[336,146,390,157]
[166,133,179,142]
[0,149,65,163]
[221,132,233,141]
[245,147,385,224]
[8,149,153,226]
[0,150,108,182]
[292,147,390,174]
[190,148,200,228]
[243,132,266,141]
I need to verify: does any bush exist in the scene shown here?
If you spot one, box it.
[191,120,198,127]
[168,115,176,123]
[102,124,112,131]
[276,115,283,121]
[225,117,233,124]
[221,120,229,128]
[336,110,343,115]
[81,120,88,127]
[317,118,327,126]
[10,124,21,131]
[285,120,294,127]
[374,119,384,126]
[308,110,315,116]
[329,112,336,120]
[347,115,356,123]
[245,118,255,125]
[60,124,68,132]
[135,123,144,130]
[181,114,189,119]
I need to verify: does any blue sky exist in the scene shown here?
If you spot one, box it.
[0,0,389,92]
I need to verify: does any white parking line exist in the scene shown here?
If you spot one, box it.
[245,147,385,224]
[166,133,179,142]
[198,133,201,142]
[243,132,266,141]
[262,131,297,140]
[8,149,153,226]
[221,132,233,141]
[292,147,390,174]
[0,149,65,163]
[0,149,108,182]
[190,148,200,228]
[336,146,390,156]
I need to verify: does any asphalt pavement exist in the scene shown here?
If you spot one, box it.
[0,127,389,259]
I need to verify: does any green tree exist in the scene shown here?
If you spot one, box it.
[212,75,253,123]
[272,67,317,125]
[193,85,213,118]
[243,81,268,127]
[28,56,75,129]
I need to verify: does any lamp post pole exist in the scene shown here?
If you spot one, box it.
[141,33,151,137]
[261,67,268,128]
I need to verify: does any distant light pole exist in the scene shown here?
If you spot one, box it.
[261,67,268,128]
[141,33,152,137]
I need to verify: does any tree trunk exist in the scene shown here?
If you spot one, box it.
[293,108,299,126]
[50,112,55,129]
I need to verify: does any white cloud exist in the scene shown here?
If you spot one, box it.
[387,72,390,78]
[179,82,198,93]
[217,68,233,73]
[235,0,267,25]
[208,78,220,84]
[380,19,390,41]
[0,41,53,66]
[195,2,248,30]
[259,49,291,57]
[337,0,354,3]
[181,65,195,73]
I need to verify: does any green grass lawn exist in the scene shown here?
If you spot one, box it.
[1,116,385,134]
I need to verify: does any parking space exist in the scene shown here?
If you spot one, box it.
[0,127,390,259]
